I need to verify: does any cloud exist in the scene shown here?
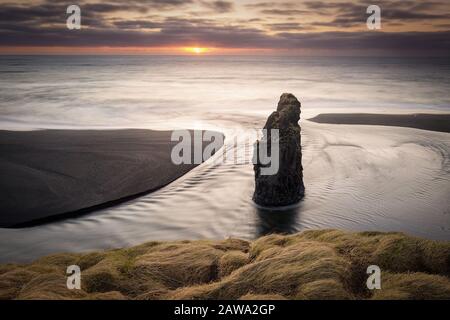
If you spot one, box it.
[304,0,450,21]
[0,0,449,55]
[381,9,449,20]
[99,0,193,9]
[113,20,161,29]
[277,30,450,53]
[265,23,312,31]
[1,14,449,55]
[200,1,234,13]
[299,0,450,28]
[244,1,296,9]
[260,9,307,16]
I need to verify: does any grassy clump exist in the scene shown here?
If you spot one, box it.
[218,251,248,278]
[0,230,449,300]
[371,272,450,300]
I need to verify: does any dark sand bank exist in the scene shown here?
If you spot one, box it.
[309,113,450,133]
[0,129,223,228]
[1,230,449,300]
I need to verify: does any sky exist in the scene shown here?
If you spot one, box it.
[0,0,449,55]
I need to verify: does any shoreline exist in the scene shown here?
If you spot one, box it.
[308,113,450,133]
[1,115,449,262]
[0,129,223,228]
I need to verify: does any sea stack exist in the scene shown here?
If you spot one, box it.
[253,93,305,206]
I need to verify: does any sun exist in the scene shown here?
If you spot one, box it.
[184,47,208,54]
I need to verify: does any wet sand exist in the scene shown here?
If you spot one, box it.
[1,119,449,263]
[0,129,223,227]
[308,113,450,133]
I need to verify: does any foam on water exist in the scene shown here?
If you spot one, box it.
[1,119,449,263]
[0,56,449,262]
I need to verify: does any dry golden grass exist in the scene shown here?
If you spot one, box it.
[1,230,449,300]
[218,251,249,278]
[239,293,287,300]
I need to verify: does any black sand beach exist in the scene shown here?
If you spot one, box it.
[0,129,223,227]
[308,113,450,133]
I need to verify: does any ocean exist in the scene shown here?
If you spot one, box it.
[1,55,450,130]
[0,55,449,262]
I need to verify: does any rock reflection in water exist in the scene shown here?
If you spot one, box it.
[255,203,303,237]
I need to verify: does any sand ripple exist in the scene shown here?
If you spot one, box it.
[0,120,449,262]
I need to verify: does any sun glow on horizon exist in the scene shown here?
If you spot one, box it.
[184,47,209,54]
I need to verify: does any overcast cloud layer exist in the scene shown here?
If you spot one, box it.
[0,0,449,55]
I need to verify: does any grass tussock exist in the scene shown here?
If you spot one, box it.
[218,251,249,278]
[0,230,449,300]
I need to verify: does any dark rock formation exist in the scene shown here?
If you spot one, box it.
[253,93,304,206]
